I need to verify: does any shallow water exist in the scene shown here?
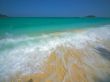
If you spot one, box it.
[0,18,110,82]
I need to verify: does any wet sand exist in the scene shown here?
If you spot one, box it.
[10,44,110,82]
[1,27,110,82]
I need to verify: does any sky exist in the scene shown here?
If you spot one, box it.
[0,0,110,17]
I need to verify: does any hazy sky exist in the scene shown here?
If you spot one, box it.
[0,0,110,17]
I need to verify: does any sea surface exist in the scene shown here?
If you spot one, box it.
[0,17,110,82]
[0,17,110,37]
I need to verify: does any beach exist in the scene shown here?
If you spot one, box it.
[0,18,110,82]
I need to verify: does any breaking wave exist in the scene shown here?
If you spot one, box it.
[0,26,110,82]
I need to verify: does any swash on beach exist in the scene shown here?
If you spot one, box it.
[0,17,110,82]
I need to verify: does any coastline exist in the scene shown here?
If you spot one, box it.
[4,27,110,82]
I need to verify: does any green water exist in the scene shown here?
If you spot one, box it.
[0,17,110,37]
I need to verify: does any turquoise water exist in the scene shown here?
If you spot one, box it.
[0,17,110,82]
[0,17,110,37]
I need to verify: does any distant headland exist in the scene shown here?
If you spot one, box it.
[85,15,96,18]
[0,14,8,18]
[0,14,97,18]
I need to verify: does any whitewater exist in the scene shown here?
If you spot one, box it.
[0,26,110,82]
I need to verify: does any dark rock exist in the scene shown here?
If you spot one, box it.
[95,47,110,60]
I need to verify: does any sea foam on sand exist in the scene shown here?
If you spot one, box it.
[0,26,110,82]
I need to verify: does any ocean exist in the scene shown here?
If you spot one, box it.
[0,17,110,82]
[0,17,110,37]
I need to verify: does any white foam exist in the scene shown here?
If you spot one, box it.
[0,26,110,81]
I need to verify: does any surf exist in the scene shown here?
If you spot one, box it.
[0,26,110,82]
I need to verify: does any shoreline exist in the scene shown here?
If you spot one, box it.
[0,26,110,82]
